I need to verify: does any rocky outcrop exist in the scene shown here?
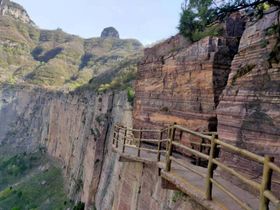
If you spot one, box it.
[101,27,120,39]
[133,34,240,141]
[217,9,280,194]
[0,0,34,24]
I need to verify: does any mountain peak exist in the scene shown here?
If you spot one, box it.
[0,0,34,25]
[101,27,120,39]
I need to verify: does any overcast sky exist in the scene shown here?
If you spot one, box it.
[14,0,183,45]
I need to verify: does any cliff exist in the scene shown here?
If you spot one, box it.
[217,9,280,194]
[133,33,240,138]
[0,84,132,208]
[0,84,205,210]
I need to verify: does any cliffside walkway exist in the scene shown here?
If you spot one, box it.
[112,124,280,210]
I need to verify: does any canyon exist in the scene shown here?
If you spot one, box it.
[0,1,279,210]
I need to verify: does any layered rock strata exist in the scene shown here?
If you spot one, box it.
[133,34,240,143]
[217,9,280,195]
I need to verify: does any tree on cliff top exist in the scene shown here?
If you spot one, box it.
[179,0,280,41]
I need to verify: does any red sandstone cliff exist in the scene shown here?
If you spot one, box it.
[132,8,280,200]
[133,35,240,139]
[217,9,280,194]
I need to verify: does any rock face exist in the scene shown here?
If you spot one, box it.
[0,0,33,24]
[101,27,120,39]
[133,34,240,139]
[0,84,207,210]
[96,161,207,210]
[0,84,129,207]
[217,9,280,194]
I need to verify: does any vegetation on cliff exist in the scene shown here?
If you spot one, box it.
[179,0,279,41]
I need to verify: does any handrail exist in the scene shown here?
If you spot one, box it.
[115,124,160,133]
[172,141,209,160]
[112,123,280,210]
[214,138,265,163]
[212,159,261,190]
[174,125,213,140]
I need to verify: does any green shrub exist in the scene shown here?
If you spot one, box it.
[0,187,14,200]
[127,87,135,105]
[192,24,224,42]
[178,0,217,41]
[260,39,269,48]
[265,24,279,36]
[160,107,169,113]
[95,114,107,125]
[172,191,185,203]
[73,201,85,210]
[97,67,137,93]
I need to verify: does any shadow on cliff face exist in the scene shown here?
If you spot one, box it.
[237,100,277,150]
[208,117,218,132]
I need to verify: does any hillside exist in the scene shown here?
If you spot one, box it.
[0,0,143,90]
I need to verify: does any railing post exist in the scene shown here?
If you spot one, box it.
[137,128,142,157]
[166,127,170,153]
[206,134,217,200]
[122,128,127,153]
[157,130,163,162]
[165,123,176,172]
[197,138,204,166]
[116,128,120,148]
[259,155,274,210]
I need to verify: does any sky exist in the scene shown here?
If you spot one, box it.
[14,0,184,45]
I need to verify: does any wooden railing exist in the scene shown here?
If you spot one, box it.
[112,124,280,210]
[113,124,169,160]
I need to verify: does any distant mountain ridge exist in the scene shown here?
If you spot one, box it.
[0,0,143,90]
